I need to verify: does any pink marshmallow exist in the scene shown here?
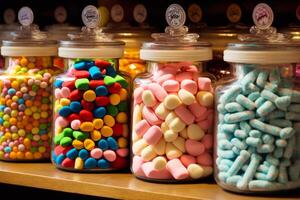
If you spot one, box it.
[71,119,81,130]
[198,77,213,92]
[143,125,163,145]
[197,119,212,130]
[132,156,146,177]
[142,162,172,179]
[156,74,175,85]
[135,120,151,137]
[185,139,205,156]
[61,87,70,98]
[180,80,198,94]
[133,87,144,104]
[196,109,213,122]
[148,83,168,102]
[54,88,62,99]
[55,116,69,127]
[180,154,196,168]
[201,134,213,150]
[103,150,117,162]
[166,159,189,180]
[162,80,180,93]
[157,67,178,76]
[197,152,213,166]
[174,105,195,125]
[175,72,193,82]
[116,148,129,157]
[188,102,207,118]
[142,106,161,125]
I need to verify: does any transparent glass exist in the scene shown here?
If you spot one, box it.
[51,57,130,171]
[215,63,300,192]
[0,56,63,161]
[119,48,146,79]
[131,61,214,182]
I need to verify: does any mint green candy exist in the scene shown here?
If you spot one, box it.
[114,75,128,88]
[54,134,64,145]
[73,131,88,140]
[107,104,118,116]
[60,137,73,146]
[75,78,89,90]
[104,76,116,85]
[63,128,73,137]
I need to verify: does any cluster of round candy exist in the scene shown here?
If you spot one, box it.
[217,66,300,191]
[132,62,214,180]
[52,59,129,170]
[0,56,62,160]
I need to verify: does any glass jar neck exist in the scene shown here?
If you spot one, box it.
[5,56,55,75]
[146,61,203,74]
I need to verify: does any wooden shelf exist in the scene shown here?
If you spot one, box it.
[0,162,299,200]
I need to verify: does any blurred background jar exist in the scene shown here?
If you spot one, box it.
[0,7,62,161]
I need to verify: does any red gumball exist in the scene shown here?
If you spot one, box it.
[62,80,76,90]
[61,158,75,168]
[95,60,111,68]
[79,110,94,122]
[74,70,90,79]
[66,113,81,122]
[81,100,95,111]
[112,123,123,137]
[89,80,105,89]
[69,90,83,101]
[111,156,128,169]
[95,96,110,106]
[108,82,121,94]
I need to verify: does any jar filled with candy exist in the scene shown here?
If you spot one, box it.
[103,3,154,79]
[0,7,63,161]
[215,3,300,193]
[52,5,130,171]
[131,4,214,182]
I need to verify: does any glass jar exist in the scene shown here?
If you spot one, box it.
[131,4,214,182]
[0,9,62,161]
[115,31,150,79]
[45,24,80,41]
[215,40,300,192]
[52,6,130,172]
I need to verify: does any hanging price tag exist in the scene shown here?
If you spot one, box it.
[18,7,34,26]
[82,5,100,29]
[166,4,186,29]
[253,3,274,30]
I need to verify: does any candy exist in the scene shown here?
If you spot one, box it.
[216,66,300,191]
[142,90,157,107]
[75,78,89,90]
[53,59,129,170]
[131,62,214,181]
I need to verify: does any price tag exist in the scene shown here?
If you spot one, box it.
[82,5,99,29]
[111,4,124,23]
[227,3,242,23]
[187,4,202,23]
[3,8,16,25]
[54,6,67,23]
[18,7,34,26]
[166,4,186,29]
[252,3,273,30]
[133,4,147,24]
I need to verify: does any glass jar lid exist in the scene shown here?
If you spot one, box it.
[59,5,125,59]
[140,4,212,62]
[1,7,57,57]
[224,3,300,64]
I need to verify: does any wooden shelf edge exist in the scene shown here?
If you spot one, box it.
[0,162,299,200]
